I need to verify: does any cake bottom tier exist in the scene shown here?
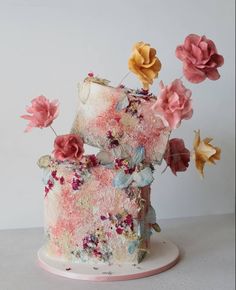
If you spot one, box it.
[42,158,157,265]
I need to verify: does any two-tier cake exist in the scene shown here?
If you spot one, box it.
[21,36,223,279]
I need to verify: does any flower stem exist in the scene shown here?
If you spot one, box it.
[161,164,168,174]
[118,72,130,86]
[50,125,57,137]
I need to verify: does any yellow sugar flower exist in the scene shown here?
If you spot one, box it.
[128,42,161,90]
[193,130,221,177]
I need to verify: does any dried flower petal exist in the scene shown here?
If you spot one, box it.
[37,155,51,168]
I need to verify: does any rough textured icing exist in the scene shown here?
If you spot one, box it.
[71,78,171,164]
[43,157,155,264]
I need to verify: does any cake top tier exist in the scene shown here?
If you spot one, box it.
[71,75,171,164]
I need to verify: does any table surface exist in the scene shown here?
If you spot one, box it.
[0,214,235,290]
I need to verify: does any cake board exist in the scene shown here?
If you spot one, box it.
[38,235,180,281]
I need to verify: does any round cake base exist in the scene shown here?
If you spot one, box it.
[38,236,180,281]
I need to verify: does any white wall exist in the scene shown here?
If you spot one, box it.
[0,0,234,229]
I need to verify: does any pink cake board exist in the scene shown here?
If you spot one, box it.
[38,236,180,281]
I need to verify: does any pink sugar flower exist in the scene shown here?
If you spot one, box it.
[21,95,59,132]
[176,34,224,83]
[152,79,193,129]
[164,138,190,175]
[53,134,84,162]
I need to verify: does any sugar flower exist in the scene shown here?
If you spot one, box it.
[128,42,161,90]
[21,95,59,132]
[152,79,193,129]
[176,34,224,83]
[53,134,84,162]
[193,130,221,177]
[164,138,190,175]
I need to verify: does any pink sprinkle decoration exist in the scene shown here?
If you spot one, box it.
[116,228,123,235]
[47,179,54,189]
[89,154,98,167]
[60,176,65,185]
[88,72,94,77]
[100,215,107,220]
[51,170,59,180]
[44,187,49,198]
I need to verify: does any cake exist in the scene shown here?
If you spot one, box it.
[39,72,173,265]
[21,35,223,273]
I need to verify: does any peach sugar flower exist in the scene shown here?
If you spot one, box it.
[128,42,161,90]
[193,130,221,177]
[21,95,59,132]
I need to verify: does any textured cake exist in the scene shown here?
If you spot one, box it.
[41,154,156,264]
[21,37,223,270]
[71,76,171,164]
[38,75,171,265]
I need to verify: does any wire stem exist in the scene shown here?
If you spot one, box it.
[161,164,168,174]
[118,72,130,86]
[50,125,58,137]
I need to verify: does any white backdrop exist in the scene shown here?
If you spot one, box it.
[0,0,235,229]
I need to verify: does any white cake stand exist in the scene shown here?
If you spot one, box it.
[38,236,180,281]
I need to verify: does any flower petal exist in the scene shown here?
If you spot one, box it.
[113,171,133,188]
[131,146,145,166]
[132,167,154,187]
[128,240,139,254]
[183,63,206,83]
[115,95,129,111]
[146,205,157,224]
[206,68,220,80]
[96,150,114,165]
